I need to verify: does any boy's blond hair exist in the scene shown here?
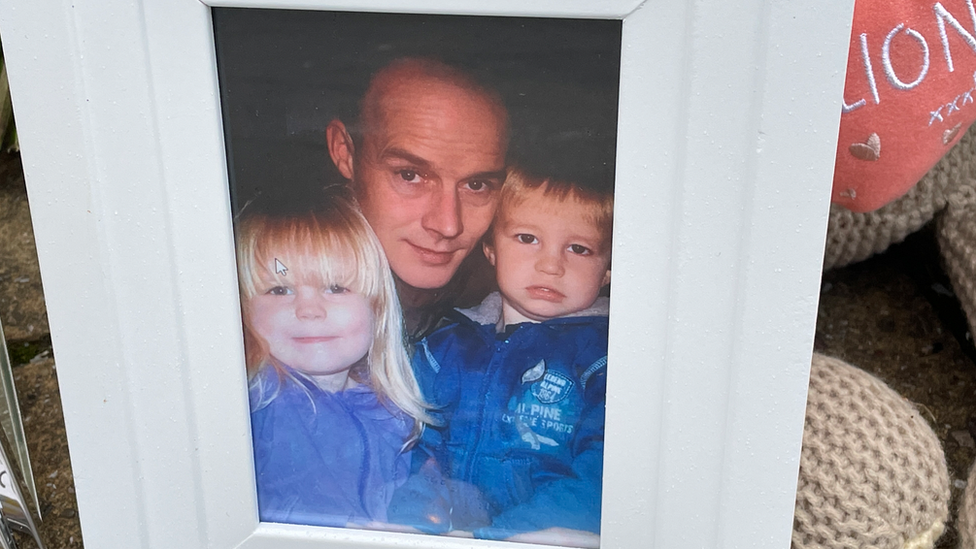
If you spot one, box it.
[495,166,614,252]
[235,191,431,437]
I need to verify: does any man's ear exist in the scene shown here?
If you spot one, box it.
[326,119,356,181]
[483,241,497,267]
[601,269,611,287]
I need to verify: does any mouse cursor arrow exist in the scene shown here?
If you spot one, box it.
[274,258,288,276]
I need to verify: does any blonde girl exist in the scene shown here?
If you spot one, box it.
[236,189,431,528]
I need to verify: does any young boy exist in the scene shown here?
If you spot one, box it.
[393,165,612,542]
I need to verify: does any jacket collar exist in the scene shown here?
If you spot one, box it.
[456,291,610,326]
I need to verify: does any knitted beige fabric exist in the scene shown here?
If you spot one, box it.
[793,354,950,549]
[960,458,976,549]
[824,124,976,270]
[936,178,976,341]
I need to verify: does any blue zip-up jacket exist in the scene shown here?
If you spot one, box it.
[249,366,413,528]
[393,292,608,540]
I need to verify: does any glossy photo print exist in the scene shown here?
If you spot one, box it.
[213,9,621,546]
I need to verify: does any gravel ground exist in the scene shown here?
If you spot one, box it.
[1,151,80,548]
[0,148,974,548]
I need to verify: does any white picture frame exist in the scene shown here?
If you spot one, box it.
[0,0,853,547]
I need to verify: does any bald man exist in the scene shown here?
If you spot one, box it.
[327,59,600,547]
[326,58,508,335]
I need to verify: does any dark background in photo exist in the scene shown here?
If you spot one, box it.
[212,8,622,215]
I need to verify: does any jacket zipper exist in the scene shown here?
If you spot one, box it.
[462,335,510,483]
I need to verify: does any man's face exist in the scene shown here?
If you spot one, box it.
[484,188,611,325]
[350,77,507,290]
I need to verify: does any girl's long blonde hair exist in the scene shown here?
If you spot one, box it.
[235,189,431,436]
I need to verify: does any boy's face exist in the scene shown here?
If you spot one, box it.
[484,188,611,325]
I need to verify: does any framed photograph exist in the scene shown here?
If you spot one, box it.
[0,0,853,548]
[216,10,621,545]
